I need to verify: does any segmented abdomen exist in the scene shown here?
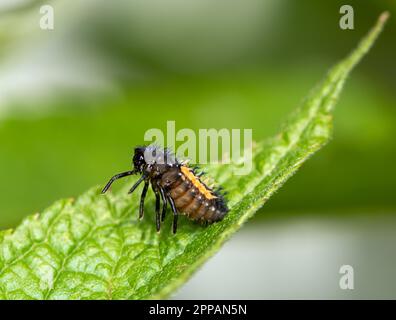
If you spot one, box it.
[159,166,228,223]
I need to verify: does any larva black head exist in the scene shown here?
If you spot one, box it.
[132,146,147,173]
[133,145,178,174]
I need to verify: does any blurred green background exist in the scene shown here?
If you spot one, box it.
[0,0,395,298]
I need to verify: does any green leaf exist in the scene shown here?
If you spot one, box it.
[0,12,388,300]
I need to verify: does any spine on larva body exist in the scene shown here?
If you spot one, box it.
[161,166,228,223]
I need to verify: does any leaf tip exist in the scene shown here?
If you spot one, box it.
[379,11,390,24]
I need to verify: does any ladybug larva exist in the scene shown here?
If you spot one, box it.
[102,145,229,233]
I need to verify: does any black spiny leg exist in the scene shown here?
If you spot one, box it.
[128,175,145,194]
[152,185,161,232]
[139,181,149,220]
[159,187,167,222]
[168,196,178,234]
[102,170,135,193]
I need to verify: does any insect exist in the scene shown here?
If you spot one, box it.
[102,145,229,233]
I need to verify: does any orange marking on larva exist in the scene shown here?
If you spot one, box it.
[180,166,217,200]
